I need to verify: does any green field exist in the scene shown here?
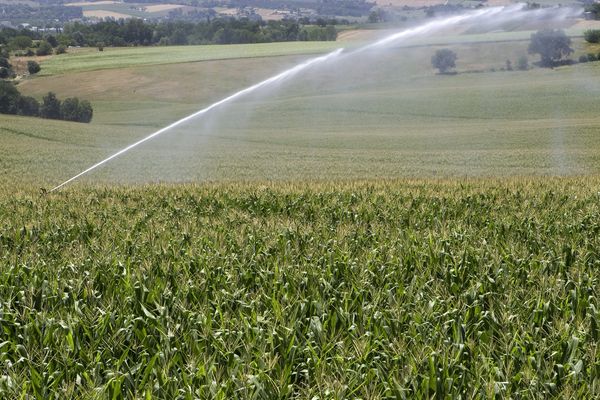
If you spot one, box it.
[3,21,600,398]
[2,180,600,398]
[4,32,600,187]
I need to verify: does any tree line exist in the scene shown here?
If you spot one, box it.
[0,81,93,123]
[61,18,337,47]
[0,18,337,50]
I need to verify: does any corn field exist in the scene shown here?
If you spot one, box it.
[1,179,600,398]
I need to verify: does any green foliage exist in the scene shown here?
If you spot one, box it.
[60,18,338,47]
[0,181,599,397]
[431,48,457,73]
[27,60,41,75]
[55,45,67,55]
[0,80,20,114]
[60,97,93,123]
[585,3,600,20]
[579,54,589,63]
[40,92,61,119]
[584,29,600,44]
[35,40,53,56]
[46,35,58,48]
[528,29,573,67]
[9,35,32,50]
[16,96,40,116]
[587,53,598,62]
[0,56,10,69]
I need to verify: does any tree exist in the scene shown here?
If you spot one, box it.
[60,97,80,121]
[10,36,32,50]
[17,96,40,116]
[431,49,457,74]
[584,29,600,44]
[36,40,53,56]
[27,60,41,75]
[517,55,529,70]
[0,80,20,114]
[77,100,93,123]
[528,29,573,67]
[40,92,61,119]
[60,97,93,123]
[46,35,58,48]
[0,67,9,79]
[55,45,67,55]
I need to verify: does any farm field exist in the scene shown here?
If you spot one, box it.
[3,11,600,399]
[3,31,600,187]
[1,179,600,397]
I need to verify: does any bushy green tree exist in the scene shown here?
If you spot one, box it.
[528,29,573,67]
[36,40,53,56]
[584,29,600,43]
[27,60,40,75]
[46,35,58,48]
[60,97,80,122]
[60,97,93,123]
[0,80,20,114]
[10,36,32,50]
[17,96,39,116]
[431,49,457,74]
[78,100,93,123]
[40,92,61,119]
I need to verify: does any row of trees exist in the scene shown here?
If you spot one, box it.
[0,81,93,123]
[0,18,338,51]
[59,18,337,47]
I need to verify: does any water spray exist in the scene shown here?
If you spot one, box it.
[49,3,582,191]
[49,48,343,192]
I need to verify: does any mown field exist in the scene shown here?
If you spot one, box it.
[2,179,600,398]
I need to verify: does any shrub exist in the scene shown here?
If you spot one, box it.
[55,45,67,55]
[36,41,53,56]
[587,53,598,62]
[0,56,10,69]
[584,29,600,44]
[579,54,589,63]
[0,67,8,79]
[27,61,41,75]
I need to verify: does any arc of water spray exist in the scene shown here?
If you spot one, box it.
[49,48,343,192]
[49,3,581,191]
